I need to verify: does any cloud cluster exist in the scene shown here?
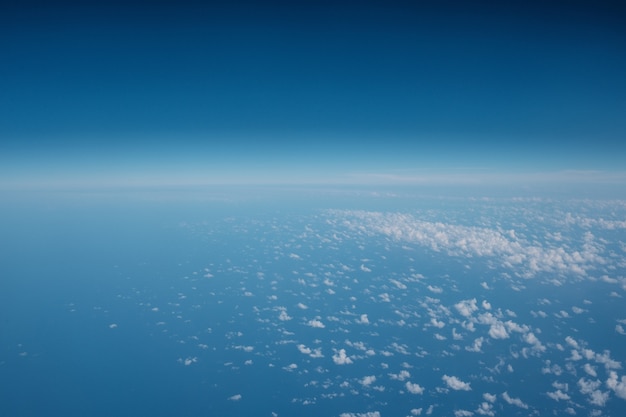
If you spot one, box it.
[443,375,471,391]
[329,210,606,277]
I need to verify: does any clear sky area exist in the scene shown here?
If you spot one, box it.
[1,1,625,188]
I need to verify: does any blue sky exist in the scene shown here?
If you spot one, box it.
[1,1,625,187]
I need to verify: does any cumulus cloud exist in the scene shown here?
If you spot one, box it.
[328,211,605,277]
[606,371,626,400]
[502,392,528,409]
[455,299,478,317]
[405,381,425,394]
[476,402,494,416]
[340,412,380,417]
[443,375,471,391]
[361,375,377,386]
[488,322,509,340]
[228,394,242,401]
[578,378,609,407]
[389,370,411,381]
[547,390,570,401]
[333,349,353,365]
[307,319,325,328]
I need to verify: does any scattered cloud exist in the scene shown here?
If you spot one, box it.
[443,375,471,391]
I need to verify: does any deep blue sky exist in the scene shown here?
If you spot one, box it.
[1,1,625,186]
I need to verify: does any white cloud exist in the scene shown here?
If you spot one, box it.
[584,363,598,377]
[307,319,325,328]
[389,370,411,381]
[455,299,478,318]
[547,390,570,401]
[340,412,381,417]
[405,381,425,394]
[333,349,353,365]
[578,378,609,407]
[501,392,528,409]
[297,344,312,355]
[483,393,496,403]
[329,211,605,277]
[443,375,471,391]
[606,371,626,400]
[523,332,545,352]
[476,402,494,416]
[228,394,242,401]
[356,314,370,325]
[361,375,377,386]
[278,309,292,321]
[466,337,484,353]
[488,322,509,340]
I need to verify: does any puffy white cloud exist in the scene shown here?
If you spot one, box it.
[501,392,528,409]
[523,332,545,352]
[578,378,609,407]
[488,322,509,340]
[356,314,370,325]
[333,349,353,365]
[584,363,598,377]
[565,336,580,349]
[405,381,425,394]
[606,371,626,400]
[297,344,311,355]
[278,309,292,321]
[465,337,484,353]
[547,390,570,401]
[389,370,411,381]
[455,299,478,318]
[228,394,242,401]
[360,375,377,386]
[340,413,380,417]
[476,402,494,416]
[443,375,471,391]
[329,211,606,277]
[483,393,496,403]
[307,319,325,328]
[454,410,473,417]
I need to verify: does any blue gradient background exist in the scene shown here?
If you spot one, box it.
[1,1,625,187]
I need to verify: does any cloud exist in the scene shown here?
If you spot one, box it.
[606,371,626,400]
[488,322,509,340]
[501,392,528,409]
[328,211,606,277]
[578,378,609,407]
[476,402,494,416]
[333,349,353,365]
[389,370,411,381]
[361,375,377,386]
[278,309,292,321]
[547,390,570,401]
[406,381,425,394]
[307,319,325,328]
[228,394,242,401]
[466,337,484,353]
[340,412,381,417]
[523,332,545,352]
[442,375,471,391]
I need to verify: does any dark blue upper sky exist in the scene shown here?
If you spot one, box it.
[1,1,625,186]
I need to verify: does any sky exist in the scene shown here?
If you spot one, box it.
[1,0,625,187]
